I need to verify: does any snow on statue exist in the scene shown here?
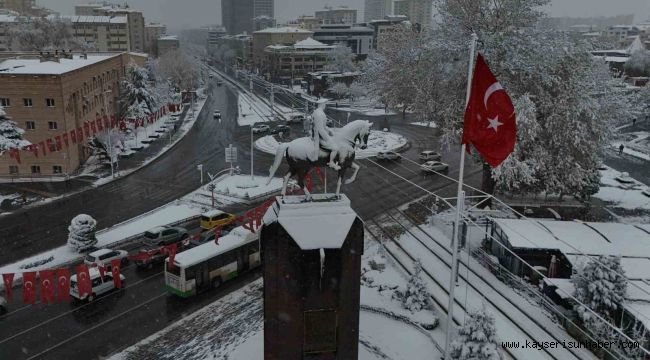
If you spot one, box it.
[67,214,98,253]
[267,100,372,199]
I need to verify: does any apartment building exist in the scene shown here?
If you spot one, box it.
[252,27,312,70]
[263,38,336,81]
[145,22,167,55]
[0,51,147,178]
[315,6,357,25]
[313,24,374,59]
[57,15,130,52]
[75,4,146,52]
[157,35,180,57]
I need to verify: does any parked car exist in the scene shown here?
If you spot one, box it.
[287,114,305,124]
[643,188,650,198]
[84,248,129,268]
[69,268,125,302]
[419,151,441,161]
[252,123,270,134]
[271,124,291,135]
[377,151,402,161]
[213,110,221,119]
[200,210,237,230]
[421,161,449,173]
[615,172,635,184]
[0,296,6,314]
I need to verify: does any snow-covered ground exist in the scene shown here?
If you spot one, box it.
[255,130,408,159]
[237,93,274,126]
[411,121,438,128]
[595,166,650,210]
[108,236,442,360]
[612,131,650,161]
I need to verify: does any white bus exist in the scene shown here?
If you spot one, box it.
[164,226,260,297]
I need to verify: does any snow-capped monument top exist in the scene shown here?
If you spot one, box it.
[262,194,358,250]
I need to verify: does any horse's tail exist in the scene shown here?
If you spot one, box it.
[267,143,289,185]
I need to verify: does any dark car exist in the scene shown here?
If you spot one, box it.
[271,124,291,134]
[136,226,189,269]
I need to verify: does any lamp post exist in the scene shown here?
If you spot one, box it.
[103,89,115,178]
[250,125,254,181]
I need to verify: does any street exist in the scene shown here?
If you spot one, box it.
[0,75,482,359]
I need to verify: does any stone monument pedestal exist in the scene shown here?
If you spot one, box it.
[261,194,364,360]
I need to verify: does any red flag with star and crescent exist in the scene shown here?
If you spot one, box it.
[462,54,517,168]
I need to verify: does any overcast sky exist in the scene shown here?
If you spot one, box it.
[38,0,650,31]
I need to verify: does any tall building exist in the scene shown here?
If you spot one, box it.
[0,52,148,178]
[393,0,409,18]
[145,23,167,55]
[315,6,357,24]
[0,0,33,14]
[222,0,274,35]
[363,0,392,22]
[53,15,131,52]
[74,4,146,53]
[157,35,180,57]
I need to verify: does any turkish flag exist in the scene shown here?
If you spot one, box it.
[63,133,69,147]
[165,244,177,271]
[56,268,70,302]
[22,272,36,304]
[96,118,103,132]
[110,259,122,289]
[2,273,14,301]
[90,121,97,135]
[46,138,54,154]
[462,54,516,167]
[70,130,77,144]
[77,127,84,141]
[75,264,92,298]
[39,270,56,304]
[214,226,222,245]
[55,135,62,151]
[27,144,38,158]
[98,265,105,280]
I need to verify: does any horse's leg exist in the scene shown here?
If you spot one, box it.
[335,173,342,199]
[345,162,361,184]
[328,149,341,171]
[281,171,291,197]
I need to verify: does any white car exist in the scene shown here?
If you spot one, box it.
[213,110,221,119]
[377,151,402,161]
[0,296,6,314]
[70,268,126,302]
[252,124,270,133]
[84,248,129,268]
[421,161,449,173]
[419,150,441,161]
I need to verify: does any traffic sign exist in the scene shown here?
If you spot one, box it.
[226,144,238,163]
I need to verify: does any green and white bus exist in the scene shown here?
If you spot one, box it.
[164,226,260,297]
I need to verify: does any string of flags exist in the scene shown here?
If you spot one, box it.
[7,103,182,165]
[0,196,276,306]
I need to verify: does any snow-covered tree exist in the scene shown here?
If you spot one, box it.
[329,82,349,99]
[450,307,501,360]
[625,50,650,77]
[348,81,367,101]
[156,49,200,91]
[120,63,156,120]
[0,106,30,154]
[572,255,627,328]
[324,45,357,73]
[10,18,80,51]
[67,214,98,253]
[400,259,430,312]
[365,0,627,199]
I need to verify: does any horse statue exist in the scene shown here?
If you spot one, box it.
[267,119,373,199]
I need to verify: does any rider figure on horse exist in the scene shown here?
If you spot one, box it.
[310,99,341,170]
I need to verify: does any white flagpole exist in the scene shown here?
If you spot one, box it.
[444,32,478,360]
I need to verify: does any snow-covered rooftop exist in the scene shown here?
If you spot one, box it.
[0,14,17,23]
[254,26,313,34]
[262,194,359,250]
[173,227,258,268]
[294,37,332,49]
[0,54,120,75]
[158,35,179,41]
[48,15,127,23]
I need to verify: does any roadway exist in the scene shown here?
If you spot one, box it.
[0,73,481,359]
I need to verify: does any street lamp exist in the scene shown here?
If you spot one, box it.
[250,125,254,181]
[103,89,116,178]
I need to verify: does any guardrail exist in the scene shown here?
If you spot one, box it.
[360,304,441,352]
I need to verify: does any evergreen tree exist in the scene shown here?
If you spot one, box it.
[402,259,430,312]
[67,214,98,253]
[573,255,627,327]
[120,63,156,119]
[450,307,502,360]
[0,106,30,153]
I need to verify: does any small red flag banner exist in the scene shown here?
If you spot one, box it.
[110,259,122,289]
[75,264,92,298]
[2,273,14,301]
[56,268,70,303]
[39,270,56,304]
[462,54,517,168]
[22,272,36,304]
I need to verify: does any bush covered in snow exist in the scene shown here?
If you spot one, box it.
[67,214,98,253]
[450,307,501,360]
[572,255,627,332]
[393,259,430,312]
[0,106,31,153]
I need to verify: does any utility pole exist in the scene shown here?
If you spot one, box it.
[250,126,254,181]
[197,164,204,184]
[270,83,275,113]
[103,89,115,178]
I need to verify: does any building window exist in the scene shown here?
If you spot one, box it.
[9,165,18,175]
[0,98,10,107]
[31,166,41,174]
[48,121,58,130]
[25,121,35,130]
[23,98,32,107]
[53,165,63,174]
[46,98,55,107]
